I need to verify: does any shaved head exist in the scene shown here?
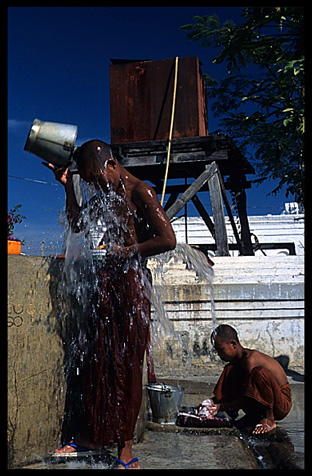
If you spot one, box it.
[211,324,239,346]
[75,140,114,175]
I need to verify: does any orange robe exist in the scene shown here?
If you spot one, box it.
[213,364,291,420]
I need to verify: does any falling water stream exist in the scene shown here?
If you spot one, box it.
[147,241,217,372]
[58,179,217,379]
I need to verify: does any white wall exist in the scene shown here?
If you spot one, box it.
[172,213,304,257]
[148,251,304,377]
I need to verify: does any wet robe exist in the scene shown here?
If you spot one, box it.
[78,261,151,446]
[213,364,292,421]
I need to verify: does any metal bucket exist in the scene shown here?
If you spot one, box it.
[24,118,78,168]
[147,383,184,424]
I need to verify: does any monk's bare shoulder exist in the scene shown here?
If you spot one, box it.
[244,349,288,385]
[132,181,170,224]
[132,181,158,204]
[131,181,176,249]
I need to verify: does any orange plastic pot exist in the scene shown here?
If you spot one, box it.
[8,240,22,255]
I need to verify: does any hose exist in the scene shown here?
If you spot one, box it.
[160,56,179,206]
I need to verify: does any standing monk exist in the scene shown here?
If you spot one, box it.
[46,140,176,468]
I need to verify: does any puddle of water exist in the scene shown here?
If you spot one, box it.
[21,433,257,470]
[135,432,257,470]
[279,422,304,450]
[278,384,304,459]
[20,460,113,470]
[19,452,116,470]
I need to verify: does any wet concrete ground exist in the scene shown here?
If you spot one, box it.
[18,375,304,470]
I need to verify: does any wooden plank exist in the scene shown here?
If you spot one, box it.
[118,150,228,168]
[164,191,179,212]
[208,168,230,256]
[165,162,218,220]
[112,134,229,153]
[216,168,243,253]
[171,150,228,163]
[235,188,254,255]
[111,134,255,175]
[191,195,215,239]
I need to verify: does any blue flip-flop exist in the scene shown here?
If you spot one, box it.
[117,457,139,469]
[52,442,92,457]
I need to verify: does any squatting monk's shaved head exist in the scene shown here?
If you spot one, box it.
[211,324,239,346]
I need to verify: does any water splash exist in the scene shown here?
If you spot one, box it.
[149,242,217,330]
[57,178,218,387]
[172,243,216,329]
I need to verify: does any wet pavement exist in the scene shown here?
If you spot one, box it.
[135,431,257,469]
[18,375,304,470]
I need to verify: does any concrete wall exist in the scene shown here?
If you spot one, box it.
[8,256,66,468]
[149,254,304,379]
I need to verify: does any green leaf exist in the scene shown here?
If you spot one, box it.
[181,7,304,205]
[283,118,292,126]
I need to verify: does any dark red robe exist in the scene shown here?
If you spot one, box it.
[78,262,151,446]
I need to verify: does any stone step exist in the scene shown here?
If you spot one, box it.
[154,281,304,302]
[148,254,304,287]
[149,255,304,269]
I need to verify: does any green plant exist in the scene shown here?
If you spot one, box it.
[181,7,304,206]
[7,204,26,243]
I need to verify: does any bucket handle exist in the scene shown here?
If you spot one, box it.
[159,382,173,397]
[164,389,173,398]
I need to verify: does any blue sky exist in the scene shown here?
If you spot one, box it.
[8,7,295,255]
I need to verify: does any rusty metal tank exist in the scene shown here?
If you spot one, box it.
[110,57,208,143]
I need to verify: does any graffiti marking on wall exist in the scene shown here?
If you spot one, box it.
[8,304,24,327]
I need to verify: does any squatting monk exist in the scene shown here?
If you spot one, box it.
[45,140,176,469]
[206,324,292,434]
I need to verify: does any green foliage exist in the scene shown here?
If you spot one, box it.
[181,7,304,206]
[7,204,26,243]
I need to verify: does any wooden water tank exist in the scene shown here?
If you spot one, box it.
[110,57,208,144]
